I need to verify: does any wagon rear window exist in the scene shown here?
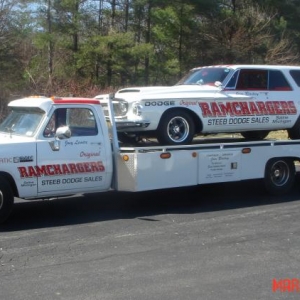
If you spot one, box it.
[233,69,291,91]
[290,70,300,87]
[269,70,291,91]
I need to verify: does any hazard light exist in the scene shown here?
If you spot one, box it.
[160,152,171,159]
[52,97,100,105]
[242,148,251,154]
[122,155,129,161]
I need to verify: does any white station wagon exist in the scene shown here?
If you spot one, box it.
[95,65,300,145]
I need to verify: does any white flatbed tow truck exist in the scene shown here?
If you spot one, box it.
[0,96,299,223]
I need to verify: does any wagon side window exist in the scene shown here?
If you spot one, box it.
[268,70,292,91]
[224,70,239,89]
[236,69,268,90]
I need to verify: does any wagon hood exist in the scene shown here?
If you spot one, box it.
[95,84,224,102]
[116,84,220,97]
[114,84,251,101]
[116,86,168,95]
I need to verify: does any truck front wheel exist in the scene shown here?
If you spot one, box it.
[0,176,14,223]
[157,110,195,145]
[264,158,295,195]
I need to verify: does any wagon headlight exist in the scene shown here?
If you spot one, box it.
[132,102,142,116]
[119,100,128,115]
[113,99,128,116]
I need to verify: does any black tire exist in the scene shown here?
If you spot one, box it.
[118,132,141,144]
[241,130,270,140]
[157,110,195,145]
[0,176,14,223]
[288,118,300,139]
[264,158,295,195]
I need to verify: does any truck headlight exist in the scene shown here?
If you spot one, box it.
[132,102,142,116]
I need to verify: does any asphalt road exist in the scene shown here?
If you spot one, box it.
[1,178,300,300]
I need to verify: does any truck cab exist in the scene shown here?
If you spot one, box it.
[0,97,113,202]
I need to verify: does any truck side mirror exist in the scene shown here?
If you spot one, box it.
[55,126,71,139]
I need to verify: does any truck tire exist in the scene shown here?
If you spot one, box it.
[157,110,195,145]
[264,158,295,195]
[241,131,270,140]
[0,176,14,223]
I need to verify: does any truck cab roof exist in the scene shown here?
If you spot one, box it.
[9,96,101,113]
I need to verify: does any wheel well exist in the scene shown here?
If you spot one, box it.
[291,115,300,130]
[0,172,19,197]
[265,157,297,173]
[266,157,297,165]
[159,107,203,133]
[290,157,299,170]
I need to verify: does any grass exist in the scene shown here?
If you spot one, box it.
[265,130,289,140]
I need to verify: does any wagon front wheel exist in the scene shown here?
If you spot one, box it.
[157,110,195,145]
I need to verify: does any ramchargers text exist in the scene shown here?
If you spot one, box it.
[199,101,297,117]
[18,161,105,178]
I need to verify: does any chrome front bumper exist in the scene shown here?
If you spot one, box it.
[106,117,150,129]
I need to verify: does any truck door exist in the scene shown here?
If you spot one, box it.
[36,106,109,195]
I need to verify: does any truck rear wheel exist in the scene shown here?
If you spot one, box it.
[288,117,300,139]
[157,110,195,145]
[0,176,14,223]
[241,131,269,140]
[264,158,295,195]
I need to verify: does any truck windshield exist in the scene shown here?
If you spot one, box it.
[0,107,45,137]
[176,67,232,86]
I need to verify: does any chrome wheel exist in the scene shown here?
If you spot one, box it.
[167,116,190,143]
[157,110,195,145]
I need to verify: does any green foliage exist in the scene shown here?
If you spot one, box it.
[0,0,299,100]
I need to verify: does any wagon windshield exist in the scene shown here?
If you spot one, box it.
[0,107,45,137]
[176,67,232,86]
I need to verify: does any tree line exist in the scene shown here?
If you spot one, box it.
[0,0,300,101]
